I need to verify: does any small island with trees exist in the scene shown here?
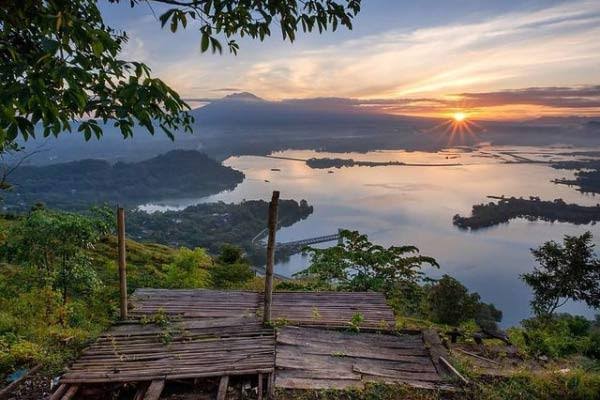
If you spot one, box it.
[453,196,600,230]
[306,157,461,169]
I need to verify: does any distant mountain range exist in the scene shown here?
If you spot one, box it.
[9,92,600,166]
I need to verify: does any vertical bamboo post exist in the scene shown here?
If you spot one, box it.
[263,191,279,326]
[117,207,128,320]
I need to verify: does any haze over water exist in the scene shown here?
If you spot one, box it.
[141,146,600,326]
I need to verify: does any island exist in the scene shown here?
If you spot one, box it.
[453,196,600,230]
[551,159,600,194]
[306,157,461,169]
[2,150,244,211]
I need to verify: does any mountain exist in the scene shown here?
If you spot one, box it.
[10,93,600,165]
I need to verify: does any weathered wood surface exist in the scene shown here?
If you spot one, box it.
[275,327,449,390]
[130,289,396,330]
[60,316,275,384]
[269,292,395,330]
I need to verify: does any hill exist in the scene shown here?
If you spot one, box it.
[1,150,244,211]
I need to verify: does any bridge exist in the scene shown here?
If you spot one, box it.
[277,232,341,249]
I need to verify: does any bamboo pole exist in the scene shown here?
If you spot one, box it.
[263,191,279,326]
[117,207,128,320]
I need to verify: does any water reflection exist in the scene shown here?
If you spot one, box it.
[141,146,600,326]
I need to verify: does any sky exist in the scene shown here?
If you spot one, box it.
[101,0,600,120]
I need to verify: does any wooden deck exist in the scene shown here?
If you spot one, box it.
[130,289,396,330]
[60,317,274,384]
[54,289,453,398]
[275,327,451,391]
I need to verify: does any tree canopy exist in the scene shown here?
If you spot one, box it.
[295,230,439,293]
[522,231,600,317]
[0,0,362,147]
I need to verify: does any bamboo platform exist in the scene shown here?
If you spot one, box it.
[275,326,453,391]
[130,289,396,330]
[54,289,454,399]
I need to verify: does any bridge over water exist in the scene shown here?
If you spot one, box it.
[277,232,341,248]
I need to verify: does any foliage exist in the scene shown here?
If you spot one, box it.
[522,231,600,317]
[424,275,502,328]
[0,0,193,145]
[472,370,600,400]
[163,247,212,289]
[509,314,600,359]
[295,230,438,296]
[210,244,254,289]
[126,198,313,260]
[1,208,110,304]
[0,0,361,147]
[128,0,362,55]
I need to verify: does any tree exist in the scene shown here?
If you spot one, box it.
[211,244,253,288]
[1,208,110,305]
[522,232,600,317]
[0,0,362,147]
[425,274,502,328]
[295,230,439,295]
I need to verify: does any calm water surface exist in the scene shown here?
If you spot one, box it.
[141,146,600,326]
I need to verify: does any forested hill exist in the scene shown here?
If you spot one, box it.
[2,150,244,211]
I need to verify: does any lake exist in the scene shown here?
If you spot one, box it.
[141,145,600,326]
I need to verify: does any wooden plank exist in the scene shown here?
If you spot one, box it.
[48,384,68,400]
[117,207,128,320]
[217,375,229,400]
[61,385,79,400]
[133,382,149,400]
[422,329,449,377]
[257,373,263,400]
[143,379,165,400]
[263,191,279,325]
[275,377,364,390]
[439,356,469,386]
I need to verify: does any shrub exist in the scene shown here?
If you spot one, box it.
[163,247,212,289]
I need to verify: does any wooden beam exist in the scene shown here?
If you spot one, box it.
[263,190,280,326]
[267,372,274,399]
[48,384,68,400]
[61,385,79,400]
[422,329,449,377]
[117,206,128,320]
[143,379,165,400]
[440,356,469,386]
[257,373,263,400]
[133,382,149,400]
[217,375,229,400]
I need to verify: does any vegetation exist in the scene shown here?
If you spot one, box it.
[453,196,600,230]
[522,232,600,317]
[1,150,244,210]
[306,157,406,169]
[0,209,256,376]
[552,159,600,194]
[305,157,460,169]
[0,0,361,148]
[295,229,438,295]
[424,275,502,330]
[126,198,314,261]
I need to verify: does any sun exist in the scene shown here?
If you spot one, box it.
[453,112,467,122]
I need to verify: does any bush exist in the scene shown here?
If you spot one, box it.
[425,275,480,326]
[518,314,596,358]
[163,247,212,289]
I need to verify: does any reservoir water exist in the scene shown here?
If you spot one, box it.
[141,146,600,326]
